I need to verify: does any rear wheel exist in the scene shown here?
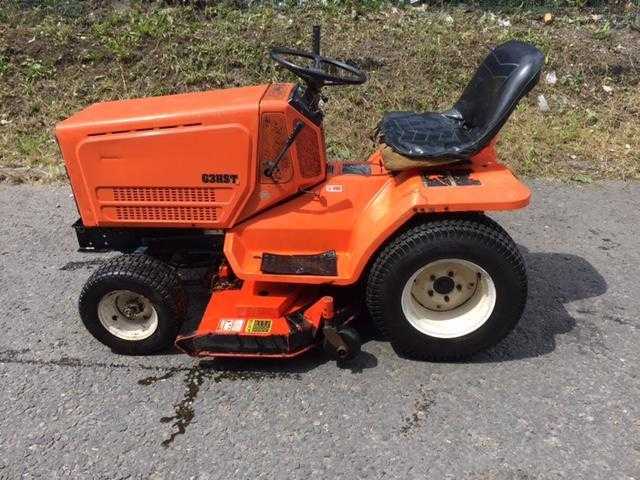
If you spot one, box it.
[366,216,527,361]
[79,254,186,354]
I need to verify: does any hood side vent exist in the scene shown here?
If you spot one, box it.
[88,122,203,137]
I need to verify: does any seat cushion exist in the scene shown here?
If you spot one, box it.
[379,143,462,172]
[378,111,473,159]
[378,41,544,162]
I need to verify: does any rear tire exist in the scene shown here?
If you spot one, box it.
[365,215,527,361]
[79,254,186,355]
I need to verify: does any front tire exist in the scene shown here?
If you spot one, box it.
[79,254,186,355]
[365,216,527,361]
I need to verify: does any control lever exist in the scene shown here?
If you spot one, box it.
[264,121,305,179]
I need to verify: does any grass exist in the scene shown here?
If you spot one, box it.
[0,0,639,183]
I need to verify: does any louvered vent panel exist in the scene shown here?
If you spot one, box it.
[259,112,293,183]
[115,206,218,222]
[296,126,322,178]
[112,187,216,203]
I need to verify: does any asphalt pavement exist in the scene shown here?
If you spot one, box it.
[0,181,639,479]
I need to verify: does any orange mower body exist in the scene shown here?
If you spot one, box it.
[56,30,542,362]
[56,82,529,287]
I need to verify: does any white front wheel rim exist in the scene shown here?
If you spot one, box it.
[401,259,497,339]
[97,290,159,341]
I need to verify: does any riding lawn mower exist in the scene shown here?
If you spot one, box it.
[55,27,544,362]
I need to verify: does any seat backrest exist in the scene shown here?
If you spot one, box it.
[453,40,544,149]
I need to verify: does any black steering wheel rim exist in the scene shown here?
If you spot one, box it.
[270,47,367,87]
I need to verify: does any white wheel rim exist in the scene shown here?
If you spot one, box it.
[97,290,158,341]
[401,259,496,339]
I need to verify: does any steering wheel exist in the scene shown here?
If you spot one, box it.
[270,47,367,88]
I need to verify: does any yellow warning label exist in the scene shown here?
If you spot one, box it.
[245,319,272,334]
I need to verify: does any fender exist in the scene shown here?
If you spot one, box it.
[223,149,530,286]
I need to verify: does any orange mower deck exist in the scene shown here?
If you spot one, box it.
[175,282,338,358]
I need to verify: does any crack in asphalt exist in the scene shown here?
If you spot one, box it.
[0,348,304,448]
[139,363,303,447]
[0,348,191,373]
[59,259,106,271]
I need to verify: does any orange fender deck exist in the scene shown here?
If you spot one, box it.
[224,151,530,286]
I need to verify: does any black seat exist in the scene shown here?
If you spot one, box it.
[379,41,544,160]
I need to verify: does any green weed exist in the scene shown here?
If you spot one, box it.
[21,58,54,82]
[0,56,8,76]
[593,21,611,40]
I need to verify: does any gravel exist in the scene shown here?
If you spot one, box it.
[1,181,639,479]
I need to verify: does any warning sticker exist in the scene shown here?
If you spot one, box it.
[217,318,244,333]
[325,184,343,193]
[245,319,272,334]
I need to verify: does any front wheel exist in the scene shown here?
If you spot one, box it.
[79,254,186,355]
[365,216,527,361]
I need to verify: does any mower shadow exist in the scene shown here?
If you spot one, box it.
[467,246,608,363]
[197,347,378,377]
